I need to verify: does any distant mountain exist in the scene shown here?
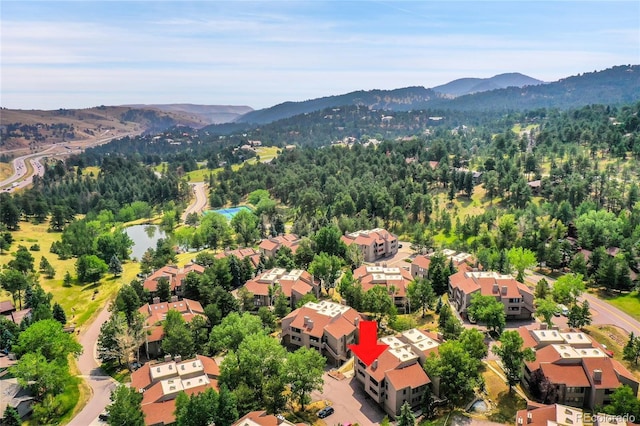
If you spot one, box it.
[235,86,442,124]
[121,104,253,126]
[431,73,544,97]
[235,65,639,124]
[423,65,640,111]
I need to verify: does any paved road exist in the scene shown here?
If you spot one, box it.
[0,146,55,190]
[182,182,208,221]
[526,271,640,335]
[68,304,117,426]
[1,132,136,192]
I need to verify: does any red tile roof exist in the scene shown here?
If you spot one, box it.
[517,326,539,350]
[540,364,590,387]
[412,255,431,270]
[582,357,623,389]
[516,404,562,426]
[0,301,15,314]
[385,362,430,390]
[141,399,176,426]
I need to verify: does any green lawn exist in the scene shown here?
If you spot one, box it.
[185,146,281,182]
[0,221,139,328]
[601,291,640,322]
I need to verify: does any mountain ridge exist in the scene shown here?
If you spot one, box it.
[235,65,639,124]
[432,72,544,97]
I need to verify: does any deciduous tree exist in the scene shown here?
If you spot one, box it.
[468,294,506,334]
[106,385,145,426]
[492,330,535,391]
[284,347,325,411]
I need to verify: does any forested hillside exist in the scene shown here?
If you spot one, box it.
[236,65,640,124]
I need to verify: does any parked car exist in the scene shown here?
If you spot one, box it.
[98,411,109,421]
[317,406,334,419]
[558,304,569,316]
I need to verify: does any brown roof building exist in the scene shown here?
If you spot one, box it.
[516,403,584,426]
[354,329,441,419]
[353,264,413,312]
[258,234,300,258]
[281,300,363,365]
[216,247,261,269]
[449,270,535,320]
[519,326,639,410]
[143,263,205,297]
[131,355,219,426]
[243,268,320,308]
[341,228,398,263]
[232,411,305,426]
[410,249,474,280]
[138,298,205,358]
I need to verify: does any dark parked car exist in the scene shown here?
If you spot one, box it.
[317,406,334,419]
[98,412,109,421]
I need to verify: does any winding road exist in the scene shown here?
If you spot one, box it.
[69,304,117,426]
[182,182,208,221]
[1,132,135,192]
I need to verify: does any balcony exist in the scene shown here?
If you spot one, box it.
[323,342,342,360]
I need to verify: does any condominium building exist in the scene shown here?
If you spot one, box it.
[281,300,363,365]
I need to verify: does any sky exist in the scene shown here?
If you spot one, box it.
[1,1,639,110]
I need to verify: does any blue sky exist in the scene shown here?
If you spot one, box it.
[1,1,639,110]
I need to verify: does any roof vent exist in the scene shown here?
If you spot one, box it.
[593,369,602,382]
[372,359,378,370]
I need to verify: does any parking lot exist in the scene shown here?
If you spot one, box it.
[311,371,386,425]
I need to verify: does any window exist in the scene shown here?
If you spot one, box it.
[370,377,379,386]
[291,327,301,334]
[403,389,406,395]
[369,386,378,396]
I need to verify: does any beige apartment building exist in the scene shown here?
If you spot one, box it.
[281,300,363,365]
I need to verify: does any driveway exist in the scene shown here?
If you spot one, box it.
[370,240,414,269]
[68,304,118,426]
[311,372,386,425]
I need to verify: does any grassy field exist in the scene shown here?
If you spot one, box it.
[600,291,640,322]
[80,165,101,177]
[185,146,281,182]
[482,361,527,424]
[512,123,539,134]
[0,221,139,328]
[0,162,13,180]
[584,324,640,381]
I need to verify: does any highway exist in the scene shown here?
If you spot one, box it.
[0,131,136,192]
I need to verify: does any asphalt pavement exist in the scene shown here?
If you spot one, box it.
[68,304,117,426]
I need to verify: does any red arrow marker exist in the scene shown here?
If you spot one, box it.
[348,320,388,367]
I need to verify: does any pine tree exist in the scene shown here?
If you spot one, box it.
[2,406,21,426]
[109,255,123,277]
[52,302,67,325]
[623,332,640,365]
[63,271,73,287]
[397,401,416,426]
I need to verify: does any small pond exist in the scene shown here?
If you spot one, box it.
[469,399,489,413]
[125,224,167,260]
